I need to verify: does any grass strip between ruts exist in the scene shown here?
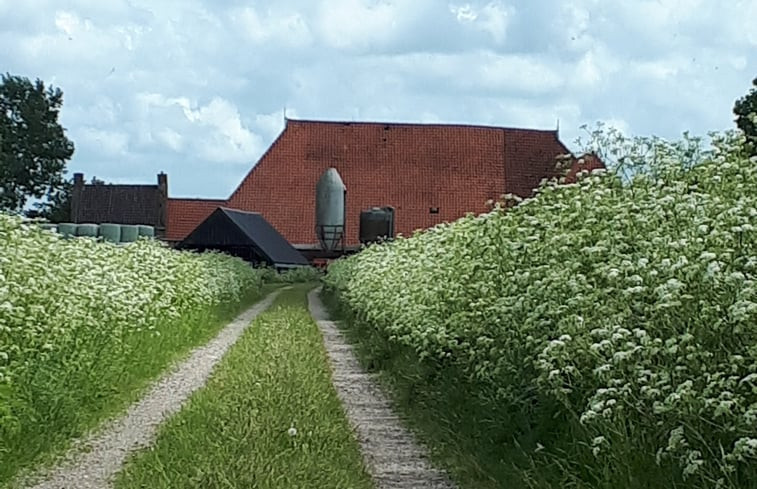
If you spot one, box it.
[114,284,374,489]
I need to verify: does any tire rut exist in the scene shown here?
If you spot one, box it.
[18,290,281,489]
[308,288,456,489]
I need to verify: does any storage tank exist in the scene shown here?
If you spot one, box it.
[98,223,121,243]
[120,225,139,243]
[76,223,99,238]
[137,225,155,238]
[359,207,395,244]
[315,168,346,250]
[57,223,77,238]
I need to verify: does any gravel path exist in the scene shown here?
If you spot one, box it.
[308,288,456,489]
[20,290,280,489]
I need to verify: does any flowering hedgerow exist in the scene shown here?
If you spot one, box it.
[325,131,757,488]
[0,216,262,482]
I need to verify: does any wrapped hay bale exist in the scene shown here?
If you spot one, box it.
[98,223,121,243]
[137,225,155,238]
[120,225,139,243]
[76,223,99,238]
[57,223,77,237]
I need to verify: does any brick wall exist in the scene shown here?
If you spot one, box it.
[226,121,509,245]
[167,120,597,245]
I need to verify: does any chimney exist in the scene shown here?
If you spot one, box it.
[157,172,168,234]
[157,172,167,191]
[71,173,85,223]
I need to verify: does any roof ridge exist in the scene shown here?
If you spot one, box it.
[219,206,261,216]
[285,117,560,133]
[168,197,226,202]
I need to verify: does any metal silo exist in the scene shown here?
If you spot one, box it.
[315,168,346,251]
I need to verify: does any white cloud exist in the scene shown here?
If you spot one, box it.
[316,0,399,50]
[157,128,183,151]
[477,53,563,92]
[185,98,263,163]
[254,111,288,140]
[54,11,81,36]
[632,59,681,81]
[450,2,512,44]
[477,2,511,44]
[77,127,130,156]
[232,7,312,46]
[0,0,754,198]
[451,4,477,22]
[134,93,263,164]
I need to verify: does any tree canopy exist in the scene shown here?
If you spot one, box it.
[0,73,74,212]
[733,77,757,156]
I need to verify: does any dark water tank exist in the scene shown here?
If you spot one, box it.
[359,207,395,244]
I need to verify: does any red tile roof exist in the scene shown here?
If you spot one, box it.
[566,153,605,181]
[165,198,225,242]
[165,119,602,244]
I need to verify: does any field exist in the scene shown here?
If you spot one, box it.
[0,215,264,486]
[115,285,373,489]
[324,132,757,488]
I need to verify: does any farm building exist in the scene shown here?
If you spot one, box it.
[70,172,168,238]
[165,119,603,253]
[178,207,309,269]
[68,118,603,261]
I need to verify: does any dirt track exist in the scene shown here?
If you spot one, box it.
[308,288,456,489]
[20,291,280,489]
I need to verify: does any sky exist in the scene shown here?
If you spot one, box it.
[1,0,755,198]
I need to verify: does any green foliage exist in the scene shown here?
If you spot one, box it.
[321,289,533,488]
[0,213,264,484]
[256,265,281,283]
[115,286,373,489]
[258,265,323,284]
[280,266,323,283]
[733,77,757,156]
[575,121,708,180]
[326,131,757,488]
[25,177,72,222]
[26,175,106,222]
[0,74,74,212]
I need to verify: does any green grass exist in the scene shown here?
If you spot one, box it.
[114,285,374,489]
[2,286,274,489]
[319,289,571,489]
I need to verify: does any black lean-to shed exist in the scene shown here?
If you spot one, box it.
[178,207,309,269]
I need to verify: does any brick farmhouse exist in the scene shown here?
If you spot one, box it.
[164,118,603,248]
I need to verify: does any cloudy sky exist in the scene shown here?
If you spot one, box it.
[2,0,755,198]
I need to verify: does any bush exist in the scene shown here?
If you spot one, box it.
[258,265,323,284]
[325,131,757,488]
[280,266,323,283]
[0,215,263,483]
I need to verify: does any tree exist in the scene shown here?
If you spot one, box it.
[0,73,74,212]
[27,178,72,222]
[26,176,107,222]
[733,77,757,156]
[574,122,706,181]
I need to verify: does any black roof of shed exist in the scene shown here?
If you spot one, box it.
[180,207,309,267]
